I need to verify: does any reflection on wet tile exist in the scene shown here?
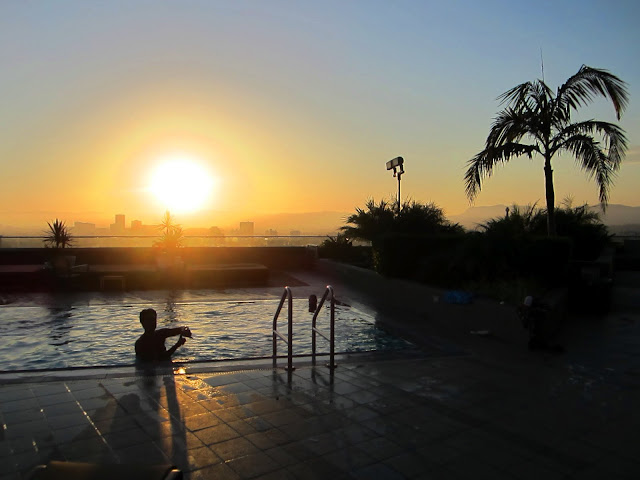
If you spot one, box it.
[209,436,259,462]
[3,338,640,480]
[194,423,240,446]
[183,412,222,432]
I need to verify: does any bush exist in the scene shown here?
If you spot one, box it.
[341,198,463,242]
[373,233,467,284]
[482,200,610,261]
[371,231,572,292]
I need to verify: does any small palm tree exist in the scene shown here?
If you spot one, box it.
[44,219,73,248]
[465,65,628,236]
[154,211,184,250]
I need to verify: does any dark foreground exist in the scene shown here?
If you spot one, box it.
[1,264,638,479]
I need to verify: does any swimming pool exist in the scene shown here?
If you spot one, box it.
[0,297,413,371]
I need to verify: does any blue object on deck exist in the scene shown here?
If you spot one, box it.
[442,290,473,304]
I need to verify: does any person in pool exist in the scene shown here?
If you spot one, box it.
[135,308,192,362]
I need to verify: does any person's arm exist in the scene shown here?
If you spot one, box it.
[157,326,191,338]
[164,336,186,358]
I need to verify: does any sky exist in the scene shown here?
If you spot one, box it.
[1,0,639,229]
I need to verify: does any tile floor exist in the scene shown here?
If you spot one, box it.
[1,349,638,479]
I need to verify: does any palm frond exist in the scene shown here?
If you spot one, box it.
[563,135,618,209]
[464,143,538,201]
[498,80,553,111]
[554,120,627,163]
[497,81,533,106]
[485,108,535,146]
[555,65,629,120]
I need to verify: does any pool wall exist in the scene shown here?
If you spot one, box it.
[0,246,317,291]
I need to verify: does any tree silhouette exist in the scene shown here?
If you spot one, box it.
[154,211,184,250]
[480,199,609,260]
[44,219,73,248]
[341,199,462,241]
[465,65,628,236]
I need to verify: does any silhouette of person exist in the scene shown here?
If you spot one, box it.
[135,308,192,362]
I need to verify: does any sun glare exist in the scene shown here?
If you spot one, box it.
[149,157,215,214]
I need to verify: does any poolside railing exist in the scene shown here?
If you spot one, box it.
[272,286,294,371]
[312,285,337,369]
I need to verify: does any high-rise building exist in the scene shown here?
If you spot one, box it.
[110,214,125,234]
[239,222,254,236]
[73,222,96,235]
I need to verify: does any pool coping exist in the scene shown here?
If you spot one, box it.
[0,347,450,384]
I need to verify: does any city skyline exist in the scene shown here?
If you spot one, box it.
[2,202,640,238]
[1,1,639,227]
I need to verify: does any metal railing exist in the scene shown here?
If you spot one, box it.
[272,286,294,371]
[311,285,337,369]
[0,235,348,248]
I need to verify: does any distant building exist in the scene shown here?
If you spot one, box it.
[131,220,142,231]
[265,229,278,236]
[73,222,96,235]
[110,214,125,234]
[290,230,301,236]
[239,222,254,236]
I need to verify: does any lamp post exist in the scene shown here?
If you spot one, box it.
[386,156,404,214]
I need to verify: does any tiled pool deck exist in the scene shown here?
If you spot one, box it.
[1,265,639,479]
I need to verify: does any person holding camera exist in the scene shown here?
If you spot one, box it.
[135,308,192,362]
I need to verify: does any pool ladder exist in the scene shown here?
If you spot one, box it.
[272,285,336,371]
[272,286,294,371]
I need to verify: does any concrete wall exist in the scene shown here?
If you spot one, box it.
[0,246,317,270]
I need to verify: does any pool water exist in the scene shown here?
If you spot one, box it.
[0,298,413,371]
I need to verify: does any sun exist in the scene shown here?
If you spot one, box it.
[148,156,215,214]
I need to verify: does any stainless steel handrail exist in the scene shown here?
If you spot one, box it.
[272,286,294,371]
[311,285,337,369]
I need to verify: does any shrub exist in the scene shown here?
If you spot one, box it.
[44,219,73,249]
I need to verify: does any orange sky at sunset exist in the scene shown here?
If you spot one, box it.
[1,2,639,230]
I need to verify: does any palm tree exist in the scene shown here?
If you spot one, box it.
[154,211,184,250]
[465,65,628,236]
[44,219,73,248]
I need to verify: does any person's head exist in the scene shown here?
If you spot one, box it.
[140,308,157,333]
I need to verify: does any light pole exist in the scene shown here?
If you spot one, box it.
[386,156,404,214]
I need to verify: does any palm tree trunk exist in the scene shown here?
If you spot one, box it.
[544,158,556,236]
